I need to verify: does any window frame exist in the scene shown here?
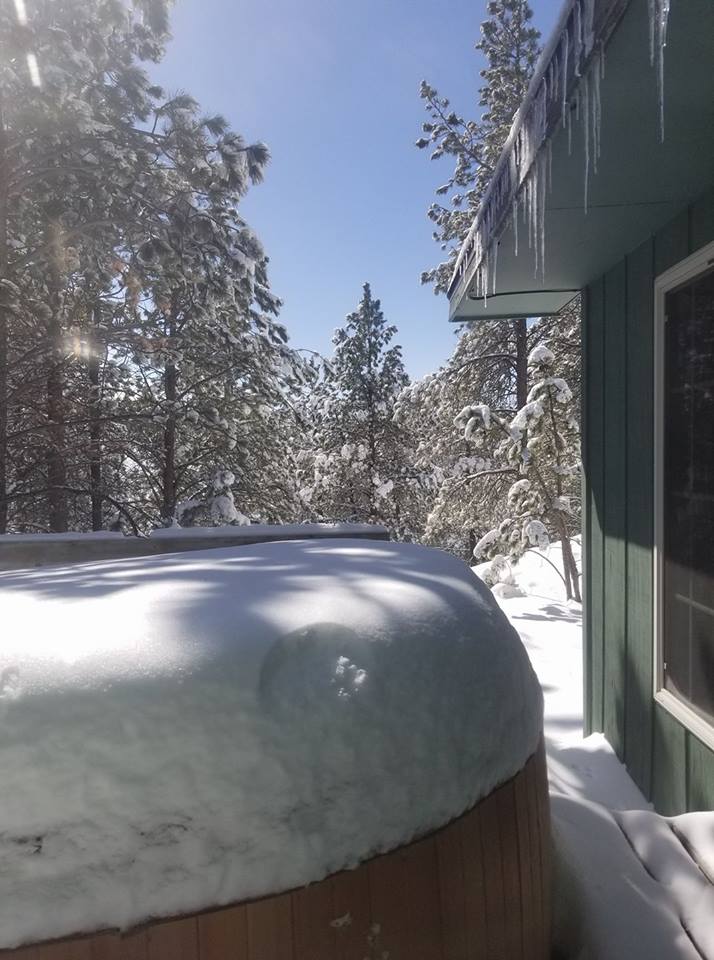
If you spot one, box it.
[653,238,714,750]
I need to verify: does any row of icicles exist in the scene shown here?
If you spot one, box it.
[452,0,673,304]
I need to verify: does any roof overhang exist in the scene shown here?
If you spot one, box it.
[448,0,714,323]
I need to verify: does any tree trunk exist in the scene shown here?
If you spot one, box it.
[562,535,582,604]
[514,318,528,408]
[46,220,68,532]
[88,309,103,530]
[162,317,177,525]
[0,97,9,532]
[469,528,477,559]
[0,284,6,534]
[554,516,581,603]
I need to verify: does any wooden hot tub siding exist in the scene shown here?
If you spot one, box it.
[1,740,550,960]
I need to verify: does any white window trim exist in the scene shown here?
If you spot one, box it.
[653,239,714,752]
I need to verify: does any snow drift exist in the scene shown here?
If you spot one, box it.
[0,538,542,948]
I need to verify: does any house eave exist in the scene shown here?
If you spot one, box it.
[447,0,714,323]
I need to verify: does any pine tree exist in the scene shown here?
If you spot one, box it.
[394,313,572,560]
[417,0,540,293]
[302,284,411,532]
[0,0,307,533]
[0,0,172,531]
[455,340,582,601]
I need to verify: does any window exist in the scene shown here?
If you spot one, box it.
[655,242,714,746]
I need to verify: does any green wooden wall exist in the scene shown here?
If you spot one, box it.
[582,185,714,814]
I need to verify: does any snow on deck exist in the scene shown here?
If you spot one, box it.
[0,538,542,950]
[496,545,714,960]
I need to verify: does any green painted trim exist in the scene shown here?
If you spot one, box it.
[585,278,606,735]
[581,291,592,735]
[623,238,655,798]
[602,261,628,758]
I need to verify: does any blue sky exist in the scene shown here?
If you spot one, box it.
[154,0,561,378]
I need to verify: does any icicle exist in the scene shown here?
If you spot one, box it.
[509,148,518,199]
[574,0,583,77]
[600,40,606,78]
[593,52,602,172]
[649,0,672,141]
[531,171,537,261]
[658,0,671,141]
[582,72,590,214]
[513,196,519,257]
[561,28,569,126]
[528,166,538,277]
[538,153,546,281]
[583,0,595,55]
[492,237,498,296]
[547,138,553,193]
[529,172,535,256]
[660,0,671,47]
[533,166,539,279]
[567,100,573,154]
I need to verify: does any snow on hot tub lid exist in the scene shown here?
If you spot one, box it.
[0,538,542,949]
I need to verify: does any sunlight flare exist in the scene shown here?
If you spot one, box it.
[27,53,41,87]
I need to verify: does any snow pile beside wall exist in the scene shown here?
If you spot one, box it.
[0,539,542,949]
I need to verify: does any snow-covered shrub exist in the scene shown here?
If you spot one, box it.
[175,468,249,527]
[457,341,582,601]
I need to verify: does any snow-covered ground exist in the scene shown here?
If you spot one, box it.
[493,543,714,960]
[0,538,541,950]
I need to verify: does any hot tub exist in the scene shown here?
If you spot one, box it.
[0,539,548,958]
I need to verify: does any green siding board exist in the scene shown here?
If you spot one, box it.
[652,704,687,814]
[602,262,628,759]
[585,278,606,735]
[623,239,655,798]
[686,733,714,811]
[654,208,690,275]
[690,186,714,253]
[584,189,714,814]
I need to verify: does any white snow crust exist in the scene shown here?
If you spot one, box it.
[0,538,542,949]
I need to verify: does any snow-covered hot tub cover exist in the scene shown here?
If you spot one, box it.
[0,539,542,949]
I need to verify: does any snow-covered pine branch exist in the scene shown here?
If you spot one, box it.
[454,338,582,601]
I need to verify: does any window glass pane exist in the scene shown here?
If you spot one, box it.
[663,266,714,725]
